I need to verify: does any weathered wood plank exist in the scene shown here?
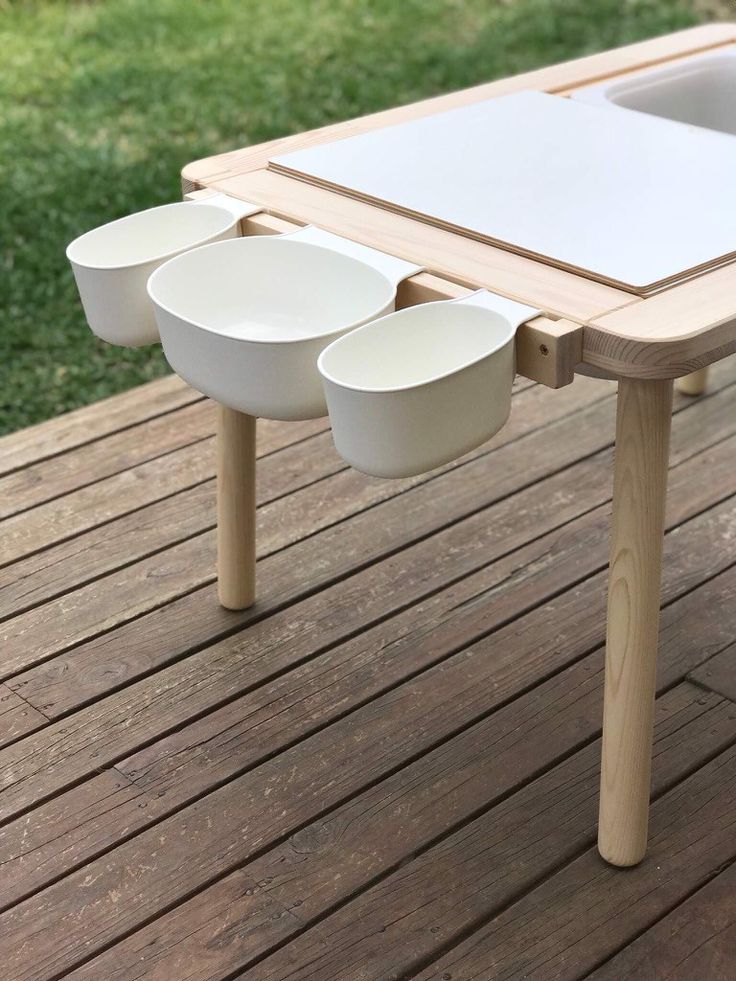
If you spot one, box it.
[0,381,616,677]
[586,861,736,981]
[0,447,619,809]
[0,400,216,523]
[0,481,216,618]
[111,490,736,806]
[1,410,734,842]
[0,771,147,911]
[0,686,46,748]
[0,416,329,567]
[0,380,529,600]
[1,476,731,907]
[3,440,614,716]
[0,375,199,477]
[0,378,733,972]
[6,360,736,712]
[0,524,734,981]
[0,355,727,617]
[2,359,731,640]
[0,398,332,527]
[0,427,342,615]
[0,362,725,980]
[4,364,730,693]
[61,685,736,981]
[689,640,736,702]
[412,743,736,981]
[0,376,533,564]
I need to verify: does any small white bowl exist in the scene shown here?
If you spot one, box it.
[318,290,538,477]
[148,227,420,420]
[66,195,259,346]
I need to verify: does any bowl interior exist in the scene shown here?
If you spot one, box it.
[149,237,395,342]
[320,302,512,391]
[67,202,234,269]
[607,54,736,136]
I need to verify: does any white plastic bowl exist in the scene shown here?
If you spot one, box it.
[66,194,259,346]
[572,50,736,137]
[148,226,421,420]
[318,290,538,478]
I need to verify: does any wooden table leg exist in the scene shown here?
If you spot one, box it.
[675,367,709,396]
[217,405,256,610]
[598,377,673,867]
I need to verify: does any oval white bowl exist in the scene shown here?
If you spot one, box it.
[67,201,243,346]
[148,235,397,420]
[318,299,517,478]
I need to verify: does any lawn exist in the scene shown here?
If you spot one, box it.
[1,0,728,434]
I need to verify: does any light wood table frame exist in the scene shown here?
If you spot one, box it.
[181,23,736,868]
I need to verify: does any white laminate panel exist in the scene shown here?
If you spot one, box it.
[271,91,736,292]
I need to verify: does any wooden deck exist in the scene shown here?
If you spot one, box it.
[1,360,735,980]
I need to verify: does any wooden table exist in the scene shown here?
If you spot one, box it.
[181,23,736,869]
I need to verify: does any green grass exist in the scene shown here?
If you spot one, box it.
[0,0,724,434]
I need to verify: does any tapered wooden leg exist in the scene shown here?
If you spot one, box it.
[598,378,673,867]
[217,405,256,610]
[675,367,709,396]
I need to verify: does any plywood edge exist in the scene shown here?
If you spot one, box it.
[181,23,736,188]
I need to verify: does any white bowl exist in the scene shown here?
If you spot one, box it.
[148,234,401,420]
[318,290,537,477]
[66,195,258,346]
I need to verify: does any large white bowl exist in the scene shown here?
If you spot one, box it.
[148,234,403,420]
[318,290,538,478]
[66,195,258,346]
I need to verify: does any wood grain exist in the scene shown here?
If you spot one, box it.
[216,407,256,609]
[587,860,736,981]
[588,265,736,376]
[0,436,733,928]
[599,378,673,866]
[0,414,327,566]
[0,380,616,677]
[4,363,734,721]
[63,685,736,981]
[413,742,736,981]
[0,375,199,477]
[0,686,46,748]
[0,497,734,977]
[8,546,736,981]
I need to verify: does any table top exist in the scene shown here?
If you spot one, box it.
[182,23,736,379]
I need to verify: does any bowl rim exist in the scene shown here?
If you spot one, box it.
[318,299,515,394]
[147,235,397,346]
[66,200,238,272]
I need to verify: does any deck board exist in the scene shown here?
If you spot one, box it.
[0,361,735,980]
